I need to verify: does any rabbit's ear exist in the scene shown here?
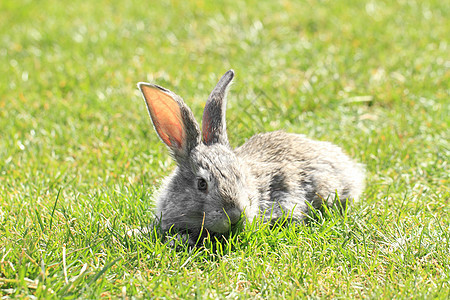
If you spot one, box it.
[138,83,200,161]
[202,70,234,146]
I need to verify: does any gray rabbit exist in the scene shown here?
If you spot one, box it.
[137,70,365,245]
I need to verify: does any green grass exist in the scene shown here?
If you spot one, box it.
[1,0,449,298]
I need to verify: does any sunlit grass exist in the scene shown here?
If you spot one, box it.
[0,0,448,298]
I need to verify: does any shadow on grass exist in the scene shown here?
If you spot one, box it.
[115,197,356,259]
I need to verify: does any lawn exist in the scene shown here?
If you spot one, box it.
[0,0,449,298]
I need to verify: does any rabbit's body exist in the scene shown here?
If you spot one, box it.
[137,70,365,245]
[235,131,364,222]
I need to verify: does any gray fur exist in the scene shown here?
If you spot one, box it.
[138,70,365,245]
[235,131,365,222]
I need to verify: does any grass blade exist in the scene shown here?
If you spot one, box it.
[49,187,62,230]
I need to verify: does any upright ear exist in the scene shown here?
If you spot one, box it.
[202,70,234,146]
[138,82,200,162]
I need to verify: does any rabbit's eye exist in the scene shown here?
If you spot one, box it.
[197,178,208,191]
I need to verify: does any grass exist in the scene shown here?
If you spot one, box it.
[0,0,449,298]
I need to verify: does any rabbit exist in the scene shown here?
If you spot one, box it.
[137,70,365,245]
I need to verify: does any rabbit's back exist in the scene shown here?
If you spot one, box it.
[235,131,364,221]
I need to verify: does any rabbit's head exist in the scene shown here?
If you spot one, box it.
[138,70,247,236]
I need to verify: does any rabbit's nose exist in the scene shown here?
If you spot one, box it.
[227,207,241,224]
